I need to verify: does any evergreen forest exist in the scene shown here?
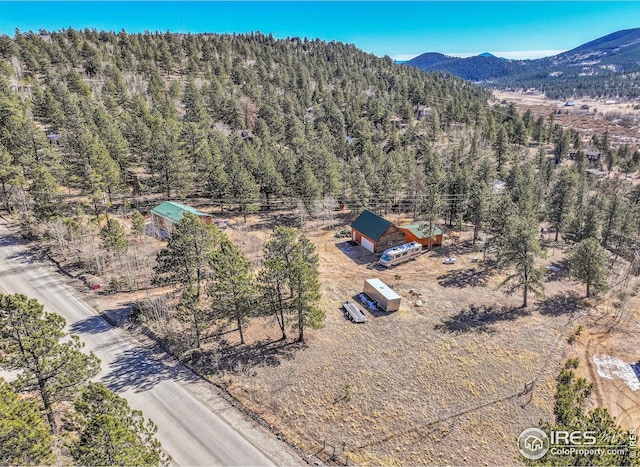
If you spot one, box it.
[1,29,640,466]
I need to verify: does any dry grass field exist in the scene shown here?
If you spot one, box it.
[190,220,632,466]
[46,206,640,466]
[493,90,640,148]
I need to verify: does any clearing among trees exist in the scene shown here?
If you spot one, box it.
[69,207,639,466]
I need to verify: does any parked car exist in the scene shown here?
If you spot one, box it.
[443,257,456,264]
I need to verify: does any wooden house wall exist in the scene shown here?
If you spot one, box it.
[375,225,407,253]
[399,228,443,248]
[150,213,170,232]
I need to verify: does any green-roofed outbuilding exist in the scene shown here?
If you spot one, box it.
[397,222,443,248]
[350,210,406,253]
[150,201,213,234]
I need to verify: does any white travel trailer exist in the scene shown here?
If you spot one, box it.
[378,241,422,268]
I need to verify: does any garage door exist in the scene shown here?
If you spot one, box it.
[360,237,375,253]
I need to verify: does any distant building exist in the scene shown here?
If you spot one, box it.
[390,116,408,129]
[586,168,607,178]
[414,104,431,120]
[150,201,213,235]
[46,133,61,146]
[492,179,507,194]
[240,129,254,140]
[585,151,602,163]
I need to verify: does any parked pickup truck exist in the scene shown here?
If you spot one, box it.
[343,301,367,323]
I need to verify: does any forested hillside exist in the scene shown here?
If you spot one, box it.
[3,29,640,466]
[2,29,640,301]
[0,29,499,219]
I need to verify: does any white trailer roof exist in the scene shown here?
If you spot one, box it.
[365,278,401,301]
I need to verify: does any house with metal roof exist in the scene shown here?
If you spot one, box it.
[397,222,443,248]
[350,210,406,253]
[150,201,213,234]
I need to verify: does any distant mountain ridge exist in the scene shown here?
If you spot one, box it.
[406,28,640,99]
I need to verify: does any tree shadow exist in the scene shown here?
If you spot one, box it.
[101,305,133,327]
[441,239,483,256]
[190,338,305,376]
[537,291,583,316]
[437,267,492,288]
[0,232,30,247]
[102,346,199,393]
[0,261,52,279]
[68,315,112,335]
[435,304,531,334]
[243,212,298,231]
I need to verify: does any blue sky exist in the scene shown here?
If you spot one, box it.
[0,1,638,60]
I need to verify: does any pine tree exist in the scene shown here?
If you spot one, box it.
[529,361,638,467]
[154,213,220,290]
[420,148,446,248]
[0,294,101,432]
[259,260,289,340]
[154,213,220,348]
[0,378,53,465]
[493,125,509,174]
[70,382,168,466]
[147,115,193,199]
[100,217,129,255]
[260,227,324,342]
[131,210,146,238]
[467,179,492,244]
[293,158,322,211]
[601,194,623,249]
[568,237,609,297]
[548,169,578,242]
[30,165,62,221]
[564,197,602,244]
[291,234,324,342]
[553,128,571,163]
[208,236,255,344]
[0,144,19,211]
[226,154,259,222]
[496,215,546,307]
[255,149,285,207]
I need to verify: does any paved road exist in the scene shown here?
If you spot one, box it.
[0,223,298,466]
